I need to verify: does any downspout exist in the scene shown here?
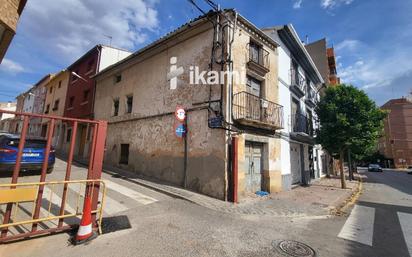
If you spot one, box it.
[92,45,102,120]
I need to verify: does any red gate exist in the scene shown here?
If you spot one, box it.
[0,110,107,242]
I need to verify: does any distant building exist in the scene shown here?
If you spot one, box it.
[0,0,26,62]
[42,70,70,148]
[305,38,340,86]
[62,45,131,158]
[0,102,17,131]
[29,74,54,136]
[378,98,412,168]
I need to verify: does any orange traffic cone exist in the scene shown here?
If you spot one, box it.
[74,196,97,245]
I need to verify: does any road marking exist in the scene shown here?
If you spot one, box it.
[68,184,129,215]
[104,180,158,205]
[338,205,375,246]
[398,212,412,257]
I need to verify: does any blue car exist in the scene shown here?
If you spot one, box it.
[0,134,55,174]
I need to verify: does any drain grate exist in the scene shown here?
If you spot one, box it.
[272,240,316,257]
[101,215,132,234]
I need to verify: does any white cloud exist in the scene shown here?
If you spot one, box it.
[19,0,159,62]
[0,58,25,74]
[335,39,361,52]
[321,0,354,9]
[293,0,303,9]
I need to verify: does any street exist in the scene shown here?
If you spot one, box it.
[0,162,411,257]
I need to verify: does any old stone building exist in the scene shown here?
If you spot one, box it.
[94,10,284,200]
[0,0,26,62]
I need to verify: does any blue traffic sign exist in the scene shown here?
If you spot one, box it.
[175,124,186,138]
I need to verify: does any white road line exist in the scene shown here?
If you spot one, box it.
[68,184,129,215]
[43,186,77,215]
[104,180,158,205]
[398,212,412,257]
[338,205,375,246]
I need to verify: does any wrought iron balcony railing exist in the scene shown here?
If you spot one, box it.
[290,69,306,97]
[233,91,283,130]
[291,113,313,136]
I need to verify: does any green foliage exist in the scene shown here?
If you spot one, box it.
[315,84,386,157]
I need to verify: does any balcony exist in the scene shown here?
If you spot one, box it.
[290,69,306,98]
[305,87,316,108]
[291,113,314,138]
[233,91,283,130]
[247,43,270,76]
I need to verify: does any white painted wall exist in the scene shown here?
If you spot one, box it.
[99,46,132,72]
[0,103,16,120]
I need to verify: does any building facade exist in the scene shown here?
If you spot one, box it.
[0,0,26,62]
[305,38,340,86]
[42,70,70,148]
[62,45,131,158]
[29,74,53,136]
[94,10,284,200]
[379,98,412,168]
[0,102,17,131]
[263,25,325,189]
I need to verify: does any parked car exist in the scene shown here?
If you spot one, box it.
[368,164,382,172]
[0,134,55,173]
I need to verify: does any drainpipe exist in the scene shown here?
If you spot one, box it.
[231,136,238,203]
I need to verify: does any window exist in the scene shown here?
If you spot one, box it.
[246,76,261,97]
[126,95,133,113]
[83,90,90,102]
[119,144,129,165]
[49,86,53,94]
[66,128,72,142]
[58,80,62,88]
[69,96,75,108]
[113,99,119,116]
[249,41,262,64]
[87,59,94,72]
[53,99,59,111]
[45,104,50,114]
[114,74,122,83]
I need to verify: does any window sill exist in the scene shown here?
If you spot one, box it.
[85,70,94,76]
[80,101,89,106]
[67,107,74,111]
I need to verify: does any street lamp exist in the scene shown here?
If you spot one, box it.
[71,71,88,82]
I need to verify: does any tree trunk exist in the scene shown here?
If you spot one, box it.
[348,149,354,181]
[340,150,347,189]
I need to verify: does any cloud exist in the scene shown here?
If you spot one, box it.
[0,58,25,74]
[19,0,159,63]
[321,0,354,9]
[293,0,303,9]
[335,39,361,52]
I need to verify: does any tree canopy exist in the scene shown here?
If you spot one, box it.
[315,84,386,159]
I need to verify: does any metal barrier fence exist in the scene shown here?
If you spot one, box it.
[0,110,107,242]
[0,180,106,242]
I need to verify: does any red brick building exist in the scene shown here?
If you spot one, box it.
[62,45,131,157]
[379,98,412,168]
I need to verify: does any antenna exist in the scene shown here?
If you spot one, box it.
[103,35,112,46]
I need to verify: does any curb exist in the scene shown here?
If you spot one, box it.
[330,176,363,216]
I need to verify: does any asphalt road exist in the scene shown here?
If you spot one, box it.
[0,163,411,257]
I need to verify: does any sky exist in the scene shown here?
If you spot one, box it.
[0,0,411,106]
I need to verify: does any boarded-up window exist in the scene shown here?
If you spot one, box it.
[120,144,129,165]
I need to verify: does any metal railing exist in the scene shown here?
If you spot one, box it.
[291,113,313,136]
[290,69,306,92]
[233,91,283,129]
[248,43,270,70]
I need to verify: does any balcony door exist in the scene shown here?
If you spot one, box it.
[246,76,261,120]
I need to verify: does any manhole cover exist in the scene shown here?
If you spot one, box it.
[273,240,316,257]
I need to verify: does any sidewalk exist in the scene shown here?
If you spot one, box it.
[96,161,360,218]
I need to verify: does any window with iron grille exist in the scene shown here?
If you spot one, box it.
[113,99,119,116]
[120,144,129,165]
[126,95,133,113]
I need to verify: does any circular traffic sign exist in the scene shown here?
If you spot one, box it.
[174,123,186,138]
[175,106,186,121]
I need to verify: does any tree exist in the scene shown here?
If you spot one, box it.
[315,84,386,189]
